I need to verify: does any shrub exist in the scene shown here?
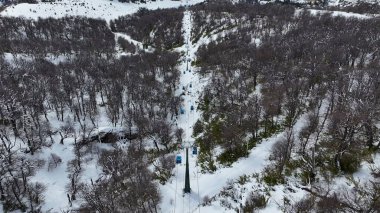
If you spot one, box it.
[243,191,268,212]
[259,120,282,139]
[237,174,250,185]
[193,120,204,137]
[316,194,343,212]
[248,137,258,150]
[47,153,62,171]
[202,195,213,206]
[300,169,316,185]
[340,153,361,174]
[262,167,284,186]
[153,154,175,184]
[117,37,136,53]
[220,179,238,200]
[291,196,315,212]
[217,145,247,166]
[198,149,217,173]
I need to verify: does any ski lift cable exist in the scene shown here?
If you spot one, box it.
[197,158,201,213]
[174,165,179,213]
[183,188,185,213]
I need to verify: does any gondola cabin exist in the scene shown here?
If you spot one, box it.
[176,155,182,164]
[190,105,194,111]
[192,147,197,155]
[180,107,185,114]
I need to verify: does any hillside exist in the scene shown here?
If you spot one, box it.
[1,0,204,20]
[1,0,380,212]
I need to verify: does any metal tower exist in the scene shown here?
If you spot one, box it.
[184,147,191,193]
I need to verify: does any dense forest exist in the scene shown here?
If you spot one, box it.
[110,7,184,50]
[192,1,380,211]
[0,9,182,212]
[0,0,380,212]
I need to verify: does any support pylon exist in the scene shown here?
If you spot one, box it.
[184,147,191,193]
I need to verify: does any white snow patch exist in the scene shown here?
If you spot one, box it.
[1,0,205,21]
[307,8,377,19]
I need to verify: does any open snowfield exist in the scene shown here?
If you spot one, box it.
[0,0,205,21]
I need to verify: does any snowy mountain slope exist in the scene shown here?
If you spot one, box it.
[161,5,303,213]
[3,0,378,22]
[0,0,205,21]
[169,2,380,212]
[1,0,380,212]
[258,0,379,6]
[2,0,378,22]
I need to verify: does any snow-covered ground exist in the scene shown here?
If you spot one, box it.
[27,100,120,212]
[158,4,308,212]
[1,0,378,22]
[158,7,205,213]
[0,0,205,21]
[263,0,378,6]
[114,32,145,53]
[3,0,380,212]
[307,8,379,18]
[354,153,380,182]
[325,0,379,6]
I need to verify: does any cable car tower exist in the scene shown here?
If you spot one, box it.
[183,140,194,193]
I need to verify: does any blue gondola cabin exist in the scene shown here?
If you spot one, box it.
[190,105,194,111]
[192,147,197,155]
[176,155,182,164]
[180,107,185,114]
